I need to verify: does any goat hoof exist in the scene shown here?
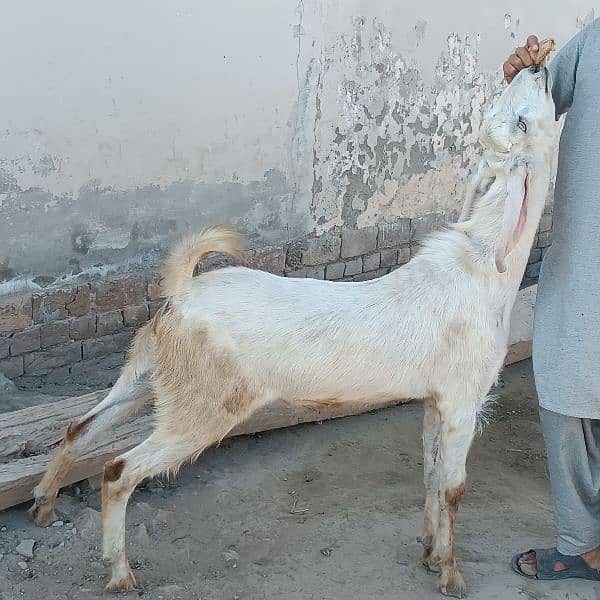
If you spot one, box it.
[106,567,137,593]
[28,499,56,527]
[438,568,466,598]
[440,588,463,599]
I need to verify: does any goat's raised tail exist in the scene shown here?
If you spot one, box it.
[160,225,245,300]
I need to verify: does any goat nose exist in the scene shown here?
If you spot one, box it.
[532,64,540,74]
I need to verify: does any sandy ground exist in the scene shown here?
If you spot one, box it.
[0,360,598,600]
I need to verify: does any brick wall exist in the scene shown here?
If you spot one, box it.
[522,211,553,288]
[0,213,552,385]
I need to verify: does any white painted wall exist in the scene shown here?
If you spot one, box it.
[0,1,596,286]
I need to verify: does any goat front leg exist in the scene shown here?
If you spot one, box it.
[422,398,442,572]
[432,401,477,598]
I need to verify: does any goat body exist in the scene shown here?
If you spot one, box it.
[30,66,558,598]
[163,229,509,410]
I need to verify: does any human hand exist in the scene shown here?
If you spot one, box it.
[503,36,539,83]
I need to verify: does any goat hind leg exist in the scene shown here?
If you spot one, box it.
[422,398,442,572]
[30,331,154,526]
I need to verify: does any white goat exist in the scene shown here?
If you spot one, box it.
[30,65,557,597]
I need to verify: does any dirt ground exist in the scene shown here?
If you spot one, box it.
[1,360,598,600]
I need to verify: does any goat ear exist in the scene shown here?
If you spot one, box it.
[495,162,529,273]
[458,160,495,222]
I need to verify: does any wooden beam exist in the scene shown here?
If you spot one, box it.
[0,390,108,459]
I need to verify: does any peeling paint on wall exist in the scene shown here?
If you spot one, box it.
[0,1,592,288]
[308,19,501,232]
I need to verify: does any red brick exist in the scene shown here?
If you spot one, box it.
[245,246,286,274]
[0,355,24,378]
[352,267,388,282]
[148,300,165,318]
[0,295,33,334]
[32,288,75,323]
[344,258,362,277]
[10,327,41,355]
[0,336,9,359]
[398,247,411,264]
[325,262,345,280]
[538,231,552,248]
[23,342,82,375]
[66,285,91,317]
[411,214,441,243]
[94,277,146,312]
[82,331,133,360]
[123,304,149,327]
[288,266,325,279]
[297,231,341,266]
[380,249,398,268]
[69,315,97,340]
[97,310,124,335]
[147,278,165,301]
[538,213,553,233]
[341,227,377,258]
[32,285,90,322]
[362,253,381,272]
[378,220,411,249]
[41,321,70,348]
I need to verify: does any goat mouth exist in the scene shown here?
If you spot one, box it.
[530,64,550,94]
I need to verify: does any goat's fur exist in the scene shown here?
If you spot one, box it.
[30,66,558,597]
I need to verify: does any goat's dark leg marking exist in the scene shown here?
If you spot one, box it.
[65,414,95,442]
[103,458,126,483]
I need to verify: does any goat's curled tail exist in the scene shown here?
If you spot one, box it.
[160,225,245,299]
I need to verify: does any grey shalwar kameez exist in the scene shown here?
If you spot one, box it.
[532,19,600,557]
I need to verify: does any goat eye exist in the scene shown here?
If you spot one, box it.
[517,117,527,133]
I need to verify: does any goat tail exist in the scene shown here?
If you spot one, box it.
[160,225,245,300]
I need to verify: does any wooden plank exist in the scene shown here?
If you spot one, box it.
[0,390,107,458]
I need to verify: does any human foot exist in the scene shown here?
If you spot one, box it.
[512,546,600,580]
[519,546,600,575]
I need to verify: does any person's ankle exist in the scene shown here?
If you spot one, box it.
[581,546,600,569]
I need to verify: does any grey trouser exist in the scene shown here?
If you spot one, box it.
[539,407,600,555]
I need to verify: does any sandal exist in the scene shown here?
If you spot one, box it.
[512,548,600,581]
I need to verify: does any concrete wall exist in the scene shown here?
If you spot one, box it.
[0,1,595,292]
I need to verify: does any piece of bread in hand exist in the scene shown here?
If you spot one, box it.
[533,38,556,67]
